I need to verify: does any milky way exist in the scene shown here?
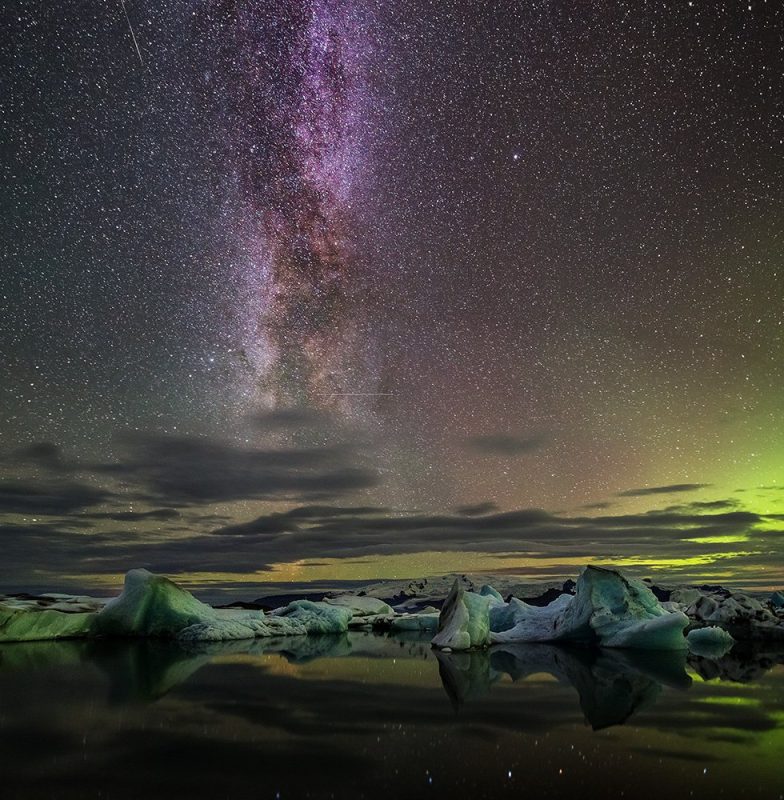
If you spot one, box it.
[2,1,784,590]
[197,0,378,413]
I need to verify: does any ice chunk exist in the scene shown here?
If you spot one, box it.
[1,570,356,644]
[99,572,352,641]
[0,603,94,642]
[567,567,689,650]
[492,566,690,649]
[684,591,775,625]
[478,585,505,605]
[95,569,222,638]
[271,599,353,634]
[771,591,784,609]
[431,580,492,650]
[686,626,735,658]
[323,594,393,617]
[490,594,573,643]
[178,613,277,642]
[389,612,440,632]
[669,587,703,609]
[40,593,108,611]
[434,566,689,651]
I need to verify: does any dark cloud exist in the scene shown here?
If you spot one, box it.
[250,407,335,431]
[87,508,181,522]
[616,483,710,497]
[90,432,378,505]
[183,506,770,570]
[211,516,296,537]
[182,513,234,524]
[279,505,387,520]
[0,481,108,515]
[7,442,65,470]
[1,499,781,592]
[214,505,387,537]
[1,420,378,512]
[681,499,739,511]
[0,435,779,593]
[0,521,275,582]
[578,509,760,529]
[464,433,548,456]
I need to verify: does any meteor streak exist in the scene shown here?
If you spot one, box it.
[120,0,144,68]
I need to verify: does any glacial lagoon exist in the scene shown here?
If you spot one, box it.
[1,633,782,800]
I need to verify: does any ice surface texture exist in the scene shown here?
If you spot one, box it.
[431,583,492,650]
[686,626,735,658]
[322,594,393,617]
[0,604,94,642]
[0,569,353,643]
[432,566,690,651]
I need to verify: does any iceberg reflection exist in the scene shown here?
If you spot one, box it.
[1,633,783,727]
[436,643,693,729]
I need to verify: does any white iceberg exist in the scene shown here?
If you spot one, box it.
[432,566,689,651]
[431,580,492,650]
[489,594,574,644]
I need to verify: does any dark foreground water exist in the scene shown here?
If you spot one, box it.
[0,633,782,800]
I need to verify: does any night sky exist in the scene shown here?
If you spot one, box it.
[2,0,783,595]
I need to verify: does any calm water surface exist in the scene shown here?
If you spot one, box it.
[0,633,782,800]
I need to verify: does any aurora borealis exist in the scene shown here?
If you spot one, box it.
[1,1,783,594]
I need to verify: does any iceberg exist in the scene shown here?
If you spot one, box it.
[431,566,689,651]
[95,569,224,638]
[322,594,393,617]
[489,594,574,644]
[558,566,689,650]
[0,569,354,644]
[270,599,353,634]
[478,584,505,604]
[686,625,735,658]
[431,580,492,650]
[0,602,94,642]
[9,564,778,650]
[388,611,440,633]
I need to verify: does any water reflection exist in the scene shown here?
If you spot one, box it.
[1,634,782,723]
[0,634,783,800]
[435,644,692,729]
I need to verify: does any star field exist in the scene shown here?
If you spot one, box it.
[1,0,783,591]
